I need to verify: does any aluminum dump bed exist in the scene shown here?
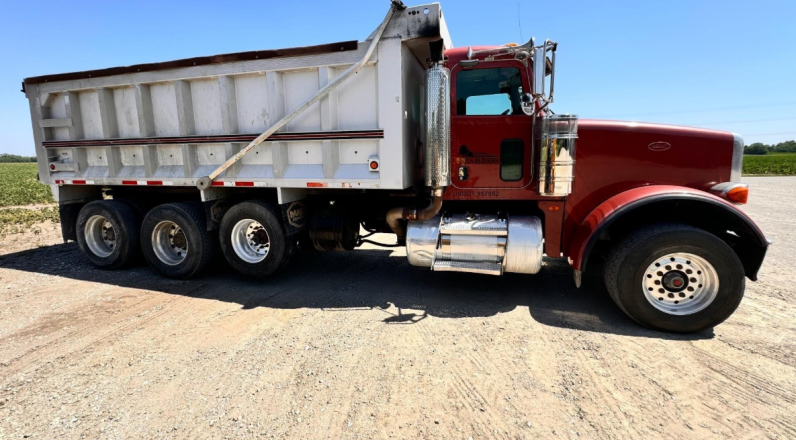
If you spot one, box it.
[23,3,451,192]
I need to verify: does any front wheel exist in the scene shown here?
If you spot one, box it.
[604,223,745,333]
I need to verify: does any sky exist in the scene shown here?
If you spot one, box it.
[1,0,794,156]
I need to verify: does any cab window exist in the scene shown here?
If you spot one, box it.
[456,67,523,116]
[500,139,524,181]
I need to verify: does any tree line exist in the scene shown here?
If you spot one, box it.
[0,154,37,163]
[744,140,796,155]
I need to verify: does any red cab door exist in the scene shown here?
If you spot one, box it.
[450,61,533,190]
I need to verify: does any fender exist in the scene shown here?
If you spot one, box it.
[569,185,769,280]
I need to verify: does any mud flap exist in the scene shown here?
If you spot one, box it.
[281,200,307,236]
[58,202,86,243]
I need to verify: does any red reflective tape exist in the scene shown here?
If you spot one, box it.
[146,180,163,186]
[235,181,254,187]
[211,181,224,187]
[72,180,86,185]
[306,182,328,188]
[55,179,64,184]
[122,180,137,185]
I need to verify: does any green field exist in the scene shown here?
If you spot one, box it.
[743,153,796,175]
[0,163,54,207]
[0,163,57,235]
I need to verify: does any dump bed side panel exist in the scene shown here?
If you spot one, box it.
[25,43,404,189]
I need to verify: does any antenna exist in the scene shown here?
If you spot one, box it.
[517,2,524,42]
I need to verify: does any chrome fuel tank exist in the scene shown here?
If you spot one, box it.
[406,213,543,275]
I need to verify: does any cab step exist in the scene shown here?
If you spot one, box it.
[432,260,503,276]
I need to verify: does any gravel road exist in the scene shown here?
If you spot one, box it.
[0,176,794,439]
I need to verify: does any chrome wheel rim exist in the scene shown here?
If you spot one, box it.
[151,221,187,266]
[642,252,719,316]
[231,219,269,264]
[85,215,116,257]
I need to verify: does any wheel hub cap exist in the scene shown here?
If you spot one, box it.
[662,271,688,292]
[85,215,116,258]
[231,219,269,264]
[152,221,188,266]
[642,253,719,316]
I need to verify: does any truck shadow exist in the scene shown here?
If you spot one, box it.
[0,242,713,341]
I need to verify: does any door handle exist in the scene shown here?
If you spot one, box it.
[458,166,469,181]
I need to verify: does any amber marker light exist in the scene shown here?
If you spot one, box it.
[726,185,749,205]
[710,183,749,205]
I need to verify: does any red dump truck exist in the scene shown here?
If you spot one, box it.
[21,1,768,333]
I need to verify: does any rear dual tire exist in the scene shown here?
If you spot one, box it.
[140,202,214,279]
[219,201,294,278]
[76,200,143,269]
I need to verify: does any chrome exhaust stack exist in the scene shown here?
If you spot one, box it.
[424,45,451,189]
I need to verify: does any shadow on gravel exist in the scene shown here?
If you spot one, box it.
[0,242,713,341]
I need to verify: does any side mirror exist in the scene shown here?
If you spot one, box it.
[532,47,546,99]
[521,93,534,116]
[532,41,557,110]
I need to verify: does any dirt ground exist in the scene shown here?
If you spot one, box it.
[0,176,794,440]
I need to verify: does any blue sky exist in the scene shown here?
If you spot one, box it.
[1,0,794,155]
